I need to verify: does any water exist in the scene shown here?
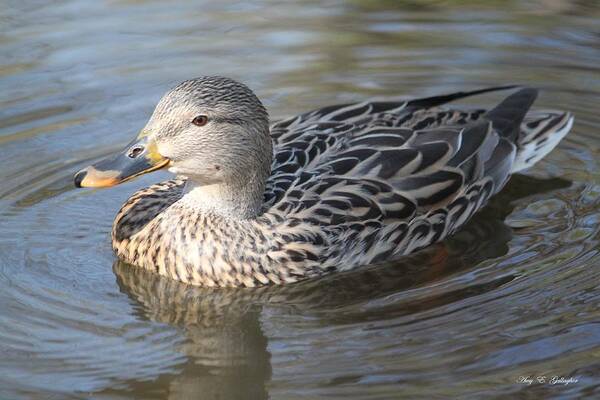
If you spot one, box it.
[1,0,599,398]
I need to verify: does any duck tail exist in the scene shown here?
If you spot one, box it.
[511,110,574,173]
[485,88,538,142]
[482,88,573,173]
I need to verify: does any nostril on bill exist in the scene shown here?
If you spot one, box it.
[74,169,88,188]
[128,145,145,158]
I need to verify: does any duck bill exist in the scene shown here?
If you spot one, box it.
[74,136,169,188]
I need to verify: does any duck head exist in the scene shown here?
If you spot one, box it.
[74,76,273,217]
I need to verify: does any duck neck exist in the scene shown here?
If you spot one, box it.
[179,174,266,219]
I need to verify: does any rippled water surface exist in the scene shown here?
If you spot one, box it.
[1,1,599,398]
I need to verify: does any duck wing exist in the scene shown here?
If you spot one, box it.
[266,86,520,201]
[264,89,537,230]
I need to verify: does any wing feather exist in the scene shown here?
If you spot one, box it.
[264,87,540,256]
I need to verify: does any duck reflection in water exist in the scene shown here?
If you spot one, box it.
[111,174,569,399]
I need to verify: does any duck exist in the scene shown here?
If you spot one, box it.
[74,76,573,287]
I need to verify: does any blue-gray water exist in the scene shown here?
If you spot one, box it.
[1,1,599,399]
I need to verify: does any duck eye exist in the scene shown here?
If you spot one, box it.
[192,115,208,127]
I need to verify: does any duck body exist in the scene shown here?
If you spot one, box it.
[94,79,574,287]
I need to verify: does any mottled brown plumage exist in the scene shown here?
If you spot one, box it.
[86,77,573,287]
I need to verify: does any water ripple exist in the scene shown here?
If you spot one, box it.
[1,1,599,399]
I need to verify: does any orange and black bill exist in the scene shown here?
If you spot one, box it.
[74,136,169,188]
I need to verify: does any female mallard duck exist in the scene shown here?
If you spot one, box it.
[74,77,573,287]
